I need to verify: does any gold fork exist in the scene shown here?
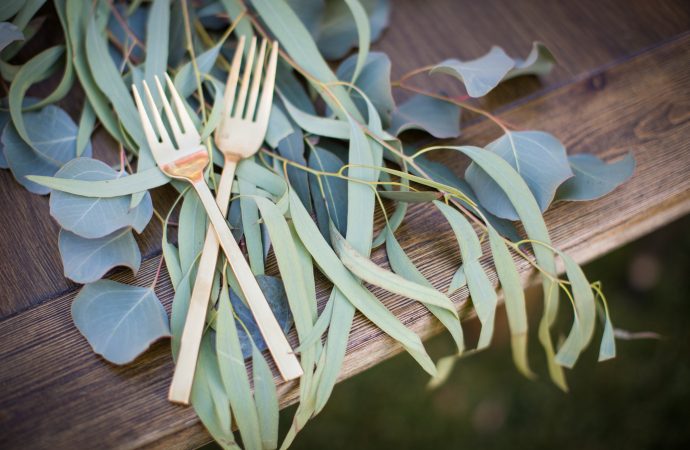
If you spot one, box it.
[132,68,302,406]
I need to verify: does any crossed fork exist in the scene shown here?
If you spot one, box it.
[132,37,303,405]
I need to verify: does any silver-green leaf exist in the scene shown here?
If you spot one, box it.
[72,280,170,365]
[555,152,635,201]
[389,94,461,138]
[49,158,153,239]
[466,131,573,220]
[59,228,141,284]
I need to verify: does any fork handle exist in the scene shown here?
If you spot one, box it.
[168,160,237,404]
[193,168,303,377]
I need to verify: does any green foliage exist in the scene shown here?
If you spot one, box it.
[389,94,461,138]
[556,152,635,201]
[466,131,573,220]
[0,1,637,448]
[71,279,170,365]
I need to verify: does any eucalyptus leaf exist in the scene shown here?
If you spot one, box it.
[555,152,635,201]
[107,2,147,64]
[431,42,555,97]
[50,158,153,239]
[252,344,280,450]
[432,46,514,98]
[66,0,125,143]
[389,94,461,138]
[217,281,262,450]
[59,228,141,284]
[3,105,92,195]
[308,146,348,239]
[178,188,208,276]
[487,226,534,378]
[447,265,466,295]
[598,294,616,362]
[0,1,24,22]
[504,41,556,80]
[316,0,390,60]
[332,225,458,316]
[385,229,464,354]
[86,11,148,152]
[440,145,565,389]
[0,22,23,52]
[265,102,294,148]
[278,91,350,139]
[229,274,293,359]
[286,0,324,36]
[335,52,395,126]
[466,131,573,220]
[289,190,436,376]
[238,178,265,275]
[28,166,170,197]
[192,333,239,449]
[378,189,441,203]
[434,201,497,349]
[8,45,64,149]
[277,126,311,212]
[403,146,520,241]
[143,0,170,103]
[251,0,361,120]
[72,280,170,365]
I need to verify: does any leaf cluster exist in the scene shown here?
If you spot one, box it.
[0,0,633,448]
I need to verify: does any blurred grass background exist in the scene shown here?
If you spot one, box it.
[278,216,690,449]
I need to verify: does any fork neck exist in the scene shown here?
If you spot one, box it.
[161,150,209,183]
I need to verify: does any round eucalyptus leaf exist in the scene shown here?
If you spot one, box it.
[2,105,92,194]
[555,152,635,201]
[72,279,170,365]
[59,228,141,284]
[466,131,574,220]
[50,158,153,238]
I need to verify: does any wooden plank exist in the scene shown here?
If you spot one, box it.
[1,0,689,316]
[1,32,689,448]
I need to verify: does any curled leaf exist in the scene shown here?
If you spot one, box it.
[432,46,514,98]
[389,94,461,138]
[431,42,555,97]
[555,152,635,201]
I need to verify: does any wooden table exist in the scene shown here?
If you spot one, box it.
[1,0,689,447]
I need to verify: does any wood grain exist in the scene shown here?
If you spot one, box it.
[1,0,689,316]
[1,25,689,447]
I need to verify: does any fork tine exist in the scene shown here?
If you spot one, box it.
[232,36,257,119]
[221,35,246,122]
[164,73,200,140]
[132,85,165,157]
[142,81,173,147]
[244,39,267,120]
[255,41,279,127]
[153,76,186,147]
